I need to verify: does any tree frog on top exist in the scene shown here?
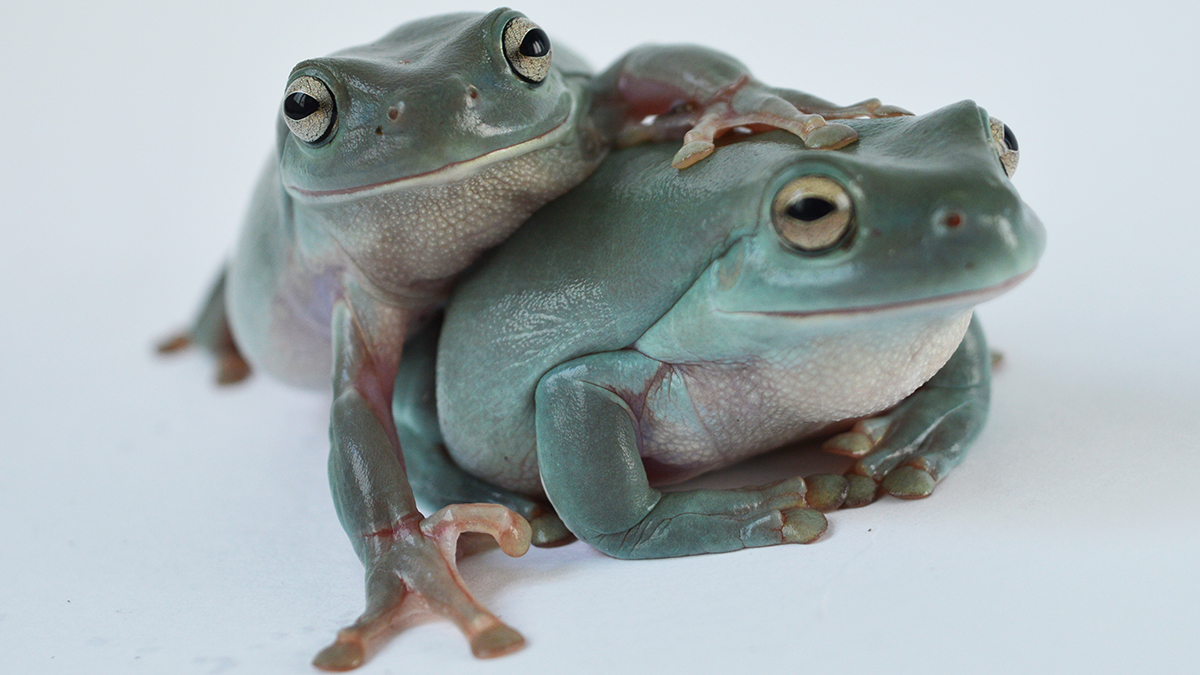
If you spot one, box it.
[158,7,911,670]
[395,101,1040,567]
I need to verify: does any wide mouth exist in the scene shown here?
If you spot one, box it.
[719,268,1035,320]
[284,112,572,202]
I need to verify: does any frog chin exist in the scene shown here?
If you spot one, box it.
[284,112,574,203]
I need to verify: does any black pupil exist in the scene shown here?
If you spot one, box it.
[519,28,550,58]
[788,197,835,222]
[284,92,320,120]
[1003,124,1018,152]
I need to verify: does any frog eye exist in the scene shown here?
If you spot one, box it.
[283,75,337,145]
[988,116,1019,177]
[772,176,855,253]
[502,17,552,84]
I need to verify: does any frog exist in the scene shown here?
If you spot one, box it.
[156,8,915,670]
[392,100,1041,575]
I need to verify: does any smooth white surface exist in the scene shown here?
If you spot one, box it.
[2,1,1197,673]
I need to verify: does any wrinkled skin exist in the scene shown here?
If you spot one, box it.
[398,101,1042,563]
[159,8,913,670]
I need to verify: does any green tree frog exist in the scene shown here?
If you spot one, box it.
[396,100,1040,571]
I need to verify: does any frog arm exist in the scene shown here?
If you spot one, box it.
[534,350,827,560]
[823,314,992,501]
[155,266,250,385]
[588,45,911,169]
[392,317,572,547]
[313,286,532,671]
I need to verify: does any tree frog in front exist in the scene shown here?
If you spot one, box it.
[404,100,1041,564]
[158,7,911,671]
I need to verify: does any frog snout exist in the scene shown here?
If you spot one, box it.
[916,196,1042,284]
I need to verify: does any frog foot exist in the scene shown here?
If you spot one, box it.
[313,504,532,671]
[823,385,987,504]
[821,411,937,504]
[155,330,251,385]
[666,88,911,169]
[668,84,860,168]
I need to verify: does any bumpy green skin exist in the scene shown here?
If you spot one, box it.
[408,101,1044,558]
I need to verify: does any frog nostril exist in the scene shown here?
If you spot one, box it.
[942,211,964,228]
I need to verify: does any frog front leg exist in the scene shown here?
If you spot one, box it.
[156,267,251,384]
[590,45,911,169]
[823,315,992,502]
[392,318,572,548]
[314,286,531,671]
[535,350,828,559]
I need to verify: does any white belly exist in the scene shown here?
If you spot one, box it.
[631,309,973,482]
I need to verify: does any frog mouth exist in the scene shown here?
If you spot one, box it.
[724,269,1035,319]
[286,113,573,201]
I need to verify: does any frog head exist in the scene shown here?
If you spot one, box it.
[276,8,582,197]
[709,100,1045,321]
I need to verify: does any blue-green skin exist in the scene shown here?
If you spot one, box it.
[407,100,1044,558]
[166,8,921,668]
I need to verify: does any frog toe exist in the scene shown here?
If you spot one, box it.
[842,474,881,508]
[216,351,251,385]
[781,507,828,544]
[469,623,526,659]
[528,512,575,548]
[155,331,192,354]
[803,123,858,150]
[672,140,716,169]
[880,465,937,499]
[822,430,874,458]
[872,103,913,117]
[313,638,366,672]
[803,473,849,512]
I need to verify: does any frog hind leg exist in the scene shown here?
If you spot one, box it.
[156,266,250,385]
[534,350,828,560]
[316,294,532,670]
[593,45,913,169]
[822,315,992,504]
[392,318,573,548]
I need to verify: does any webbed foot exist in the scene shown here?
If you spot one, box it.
[600,45,912,169]
[313,504,531,671]
[621,86,913,169]
[822,384,987,504]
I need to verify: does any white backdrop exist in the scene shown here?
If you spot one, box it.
[1,1,1197,673]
